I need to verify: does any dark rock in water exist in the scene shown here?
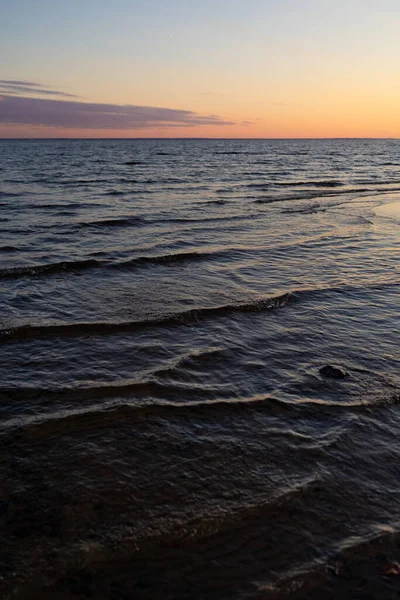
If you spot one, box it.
[319,365,348,379]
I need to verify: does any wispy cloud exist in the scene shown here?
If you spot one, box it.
[1,80,46,87]
[0,80,80,99]
[0,94,234,130]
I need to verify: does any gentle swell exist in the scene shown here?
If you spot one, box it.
[214,151,250,155]
[79,216,144,228]
[0,249,231,280]
[119,249,228,267]
[105,188,153,196]
[274,180,344,188]
[158,214,257,225]
[0,245,21,253]
[0,191,21,198]
[0,259,101,279]
[281,203,323,214]
[0,292,293,342]
[0,394,286,434]
[251,188,369,203]
[2,280,397,340]
[3,389,399,434]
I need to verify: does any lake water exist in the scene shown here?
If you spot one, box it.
[0,138,399,599]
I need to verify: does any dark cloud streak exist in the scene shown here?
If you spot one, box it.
[0,94,234,130]
[0,80,46,87]
[0,83,79,98]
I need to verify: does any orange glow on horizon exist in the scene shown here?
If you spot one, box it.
[1,83,400,139]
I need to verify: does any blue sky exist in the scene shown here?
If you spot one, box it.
[1,0,400,137]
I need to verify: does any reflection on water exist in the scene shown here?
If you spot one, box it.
[375,200,400,221]
[0,139,399,599]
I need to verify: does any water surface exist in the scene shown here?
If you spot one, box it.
[0,139,399,599]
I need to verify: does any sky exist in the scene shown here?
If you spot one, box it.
[1,0,400,138]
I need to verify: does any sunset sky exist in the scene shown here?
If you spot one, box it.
[1,0,399,138]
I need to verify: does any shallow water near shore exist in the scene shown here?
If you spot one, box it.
[0,138,399,599]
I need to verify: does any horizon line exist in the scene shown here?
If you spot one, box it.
[0,137,398,141]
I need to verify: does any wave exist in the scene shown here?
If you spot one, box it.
[0,238,358,279]
[124,161,143,165]
[0,259,101,279]
[0,291,293,342]
[352,180,400,187]
[30,201,100,210]
[216,186,242,194]
[0,391,292,434]
[3,386,399,434]
[79,216,145,228]
[32,178,107,187]
[252,188,370,203]
[77,213,249,231]
[246,187,380,204]
[274,180,344,188]
[202,198,230,205]
[0,364,236,409]
[105,188,153,196]
[159,214,252,225]
[267,524,400,599]
[214,151,249,155]
[119,249,228,267]
[281,203,323,214]
[0,190,21,198]
[2,278,398,340]
[0,245,22,252]
[252,193,327,204]
[0,248,233,280]
[0,404,253,440]
[59,178,109,185]
[247,180,343,190]
[213,151,267,156]
[7,371,397,415]
[119,177,157,184]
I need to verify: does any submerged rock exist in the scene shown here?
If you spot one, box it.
[319,365,349,379]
